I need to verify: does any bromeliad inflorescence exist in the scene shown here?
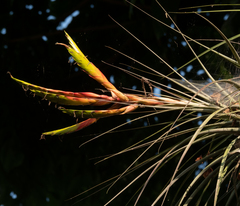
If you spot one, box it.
[9,31,214,139]
[9,4,240,204]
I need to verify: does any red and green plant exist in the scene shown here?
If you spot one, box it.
[10,1,240,205]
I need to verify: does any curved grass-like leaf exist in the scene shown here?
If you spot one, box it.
[126,1,240,70]
[196,13,240,66]
[214,136,240,206]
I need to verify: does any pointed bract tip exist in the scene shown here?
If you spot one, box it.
[40,134,46,140]
[64,31,71,40]
[7,71,12,77]
[55,42,69,48]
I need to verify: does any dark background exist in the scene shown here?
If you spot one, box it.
[1,0,240,205]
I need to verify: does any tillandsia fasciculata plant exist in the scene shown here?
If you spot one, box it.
[9,1,240,205]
